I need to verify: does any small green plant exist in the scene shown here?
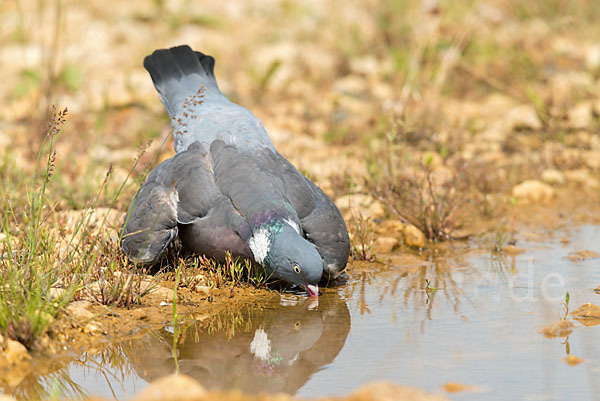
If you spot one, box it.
[0,107,78,347]
[493,226,506,253]
[0,105,159,346]
[424,278,439,305]
[424,279,439,294]
[198,252,270,290]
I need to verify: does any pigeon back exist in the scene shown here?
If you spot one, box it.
[144,45,275,153]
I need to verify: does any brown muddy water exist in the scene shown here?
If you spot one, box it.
[5,225,600,400]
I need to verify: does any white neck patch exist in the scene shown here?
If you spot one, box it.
[250,328,271,361]
[248,226,271,264]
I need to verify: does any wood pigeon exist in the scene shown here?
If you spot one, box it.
[120,45,350,297]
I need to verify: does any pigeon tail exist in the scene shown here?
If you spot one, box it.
[144,45,216,86]
[143,45,228,117]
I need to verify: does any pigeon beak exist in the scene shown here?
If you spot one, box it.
[305,283,319,298]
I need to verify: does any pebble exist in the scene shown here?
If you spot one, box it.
[564,169,600,189]
[403,225,427,248]
[335,193,385,219]
[66,301,94,321]
[371,236,398,253]
[568,101,594,128]
[571,303,600,319]
[2,339,33,387]
[583,150,600,170]
[567,250,599,262]
[150,286,177,303]
[83,323,103,335]
[376,219,405,237]
[195,285,212,295]
[131,374,207,401]
[443,382,477,393]
[507,104,542,130]
[4,339,31,365]
[131,308,149,320]
[540,320,574,338]
[349,381,449,401]
[541,169,565,185]
[585,44,600,70]
[502,245,526,255]
[512,180,554,204]
[563,355,586,366]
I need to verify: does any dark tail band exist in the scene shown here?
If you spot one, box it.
[143,45,216,87]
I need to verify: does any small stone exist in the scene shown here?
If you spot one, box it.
[195,285,212,295]
[512,180,554,204]
[349,381,449,401]
[507,104,542,130]
[563,355,585,366]
[150,286,177,303]
[371,237,399,253]
[335,194,385,219]
[541,169,565,185]
[66,302,94,322]
[67,300,92,309]
[443,382,477,393]
[333,76,367,96]
[540,320,574,338]
[403,225,427,248]
[585,44,600,70]
[131,309,149,320]
[366,201,386,219]
[564,169,600,189]
[502,245,526,255]
[48,287,67,300]
[131,374,207,401]
[567,250,599,262]
[583,151,600,170]
[571,303,600,319]
[568,102,594,128]
[83,323,103,335]
[4,339,31,365]
[377,219,406,237]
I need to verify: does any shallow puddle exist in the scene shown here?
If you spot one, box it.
[5,226,600,400]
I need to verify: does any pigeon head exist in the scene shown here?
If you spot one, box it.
[249,222,322,297]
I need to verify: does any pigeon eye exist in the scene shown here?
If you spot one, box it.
[293,264,301,274]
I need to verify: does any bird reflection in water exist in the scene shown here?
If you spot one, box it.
[122,292,350,394]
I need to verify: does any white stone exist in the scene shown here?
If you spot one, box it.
[512,180,554,204]
[541,169,565,185]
